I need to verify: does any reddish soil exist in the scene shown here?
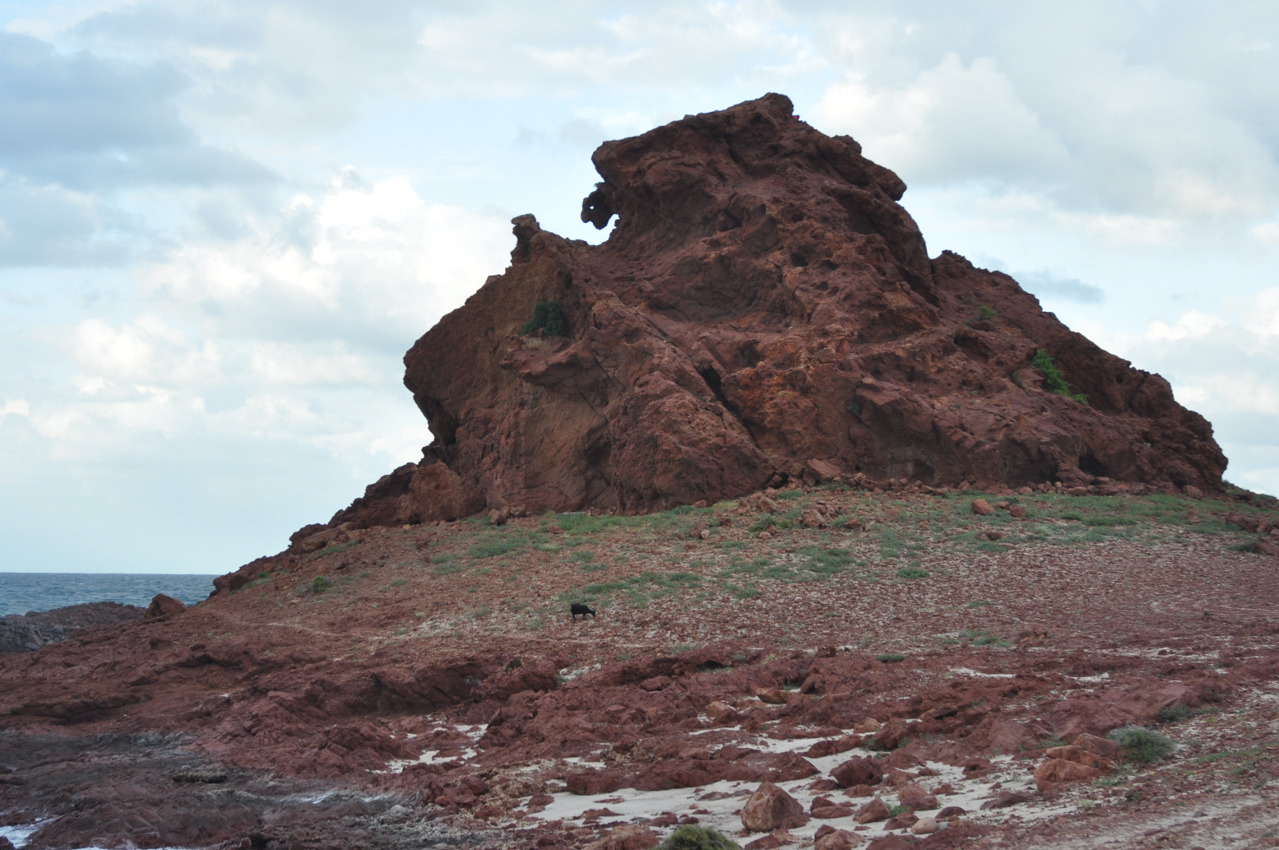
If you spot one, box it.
[1,487,1277,849]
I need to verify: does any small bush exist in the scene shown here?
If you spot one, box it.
[877,653,906,663]
[523,301,568,337]
[1108,726,1175,764]
[659,825,741,850]
[1031,349,1087,403]
[1157,705,1192,724]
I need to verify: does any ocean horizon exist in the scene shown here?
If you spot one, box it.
[0,572,220,617]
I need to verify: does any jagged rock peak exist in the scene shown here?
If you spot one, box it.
[326,93,1225,531]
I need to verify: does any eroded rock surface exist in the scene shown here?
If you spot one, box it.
[340,92,1225,528]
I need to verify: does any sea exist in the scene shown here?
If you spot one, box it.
[0,572,220,617]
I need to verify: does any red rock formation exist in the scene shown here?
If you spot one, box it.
[349,92,1227,525]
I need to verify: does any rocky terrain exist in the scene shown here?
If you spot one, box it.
[2,486,1277,849]
[1,96,1273,850]
[0,602,144,655]
[338,93,1223,532]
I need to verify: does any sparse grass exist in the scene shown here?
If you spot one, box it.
[307,539,361,561]
[960,629,1012,647]
[431,554,465,575]
[877,653,906,663]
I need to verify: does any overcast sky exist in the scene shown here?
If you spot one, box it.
[2,1,1277,574]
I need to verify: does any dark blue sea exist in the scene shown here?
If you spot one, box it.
[0,572,219,617]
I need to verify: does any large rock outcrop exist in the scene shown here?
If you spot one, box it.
[349,93,1225,525]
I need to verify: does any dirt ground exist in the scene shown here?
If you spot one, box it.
[1,487,1277,849]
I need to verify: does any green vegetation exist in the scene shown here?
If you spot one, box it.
[1156,704,1193,724]
[961,629,1012,647]
[1108,726,1176,764]
[522,301,568,337]
[306,539,361,561]
[658,825,741,850]
[877,653,906,663]
[1031,349,1088,403]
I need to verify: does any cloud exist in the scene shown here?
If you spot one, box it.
[18,170,512,471]
[1112,291,1279,495]
[809,3,1279,233]
[0,178,133,267]
[140,170,512,349]
[1013,269,1104,305]
[814,53,1071,186]
[0,32,273,191]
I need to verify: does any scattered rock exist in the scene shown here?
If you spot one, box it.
[832,756,884,788]
[854,797,891,824]
[896,783,939,811]
[814,828,861,850]
[755,687,791,705]
[1034,758,1105,793]
[741,782,809,832]
[586,824,660,850]
[706,701,740,724]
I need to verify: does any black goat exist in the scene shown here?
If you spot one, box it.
[570,603,596,620]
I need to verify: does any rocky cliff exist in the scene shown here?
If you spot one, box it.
[335,93,1225,529]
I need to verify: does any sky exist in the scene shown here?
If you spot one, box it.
[1,1,1277,574]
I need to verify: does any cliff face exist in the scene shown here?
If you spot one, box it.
[344,93,1223,527]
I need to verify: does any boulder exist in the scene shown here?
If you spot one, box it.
[145,594,186,620]
[741,782,809,832]
[854,797,891,824]
[896,782,939,811]
[1034,758,1105,793]
[814,829,861,850]
[831,756,884,788]
[320,93,1223,529]
[586,824,660,850]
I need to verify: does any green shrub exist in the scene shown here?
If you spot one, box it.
[1156,705,1192,724]
[523,301,568,337]
[658,825,741,850]
[1031,349,1087,403]
[877,653,906,663]
[1108,726,1175,764]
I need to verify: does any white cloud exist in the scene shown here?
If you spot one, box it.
[814,53,1071,185]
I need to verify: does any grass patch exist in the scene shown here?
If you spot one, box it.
[431,554,465,575]
[896,566,930,580]
[877,653,906,663]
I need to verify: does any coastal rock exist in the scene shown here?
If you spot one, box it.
[0,602,144,654]
[145,594,186,620]
[322,92,1222,528]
